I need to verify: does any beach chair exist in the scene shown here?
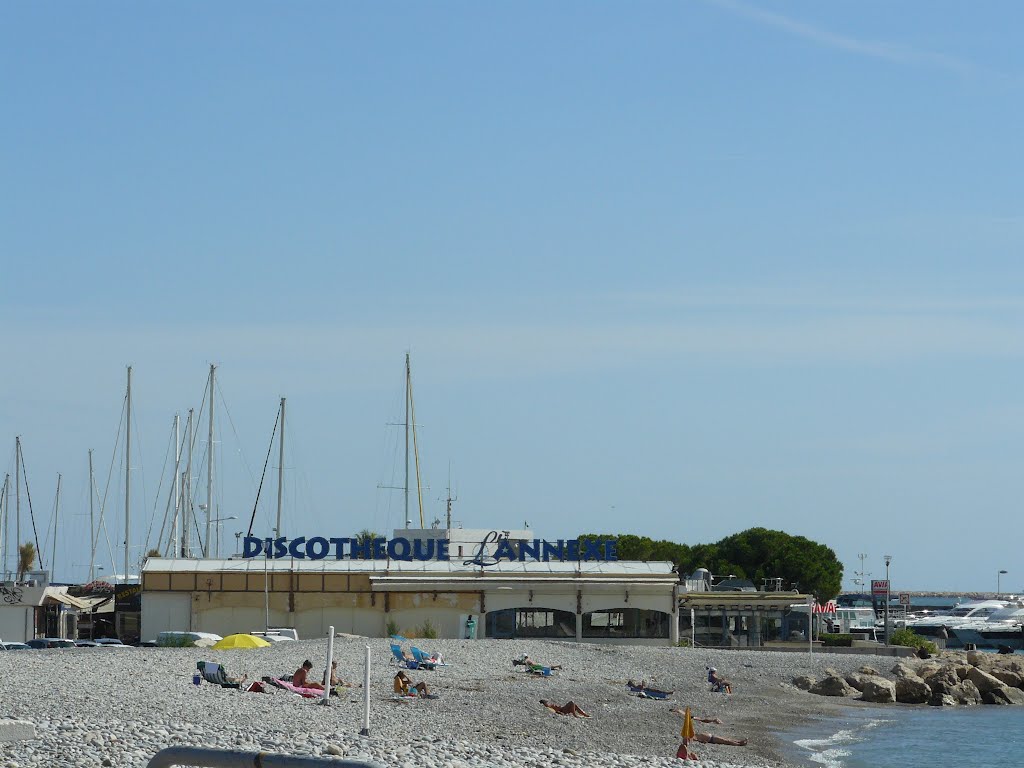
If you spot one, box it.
[389,642,419,669]
[197,661,241,689]
[411,646,445,669]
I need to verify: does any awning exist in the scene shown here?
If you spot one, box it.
[43,589,92,610]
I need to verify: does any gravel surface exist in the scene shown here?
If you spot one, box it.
[0,638,885,767]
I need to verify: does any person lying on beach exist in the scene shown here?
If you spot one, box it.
[669,708,722,724]
[292,660,324,690]
[514,655,562,671]
[707,667,732,693]
[692,733,746,746]
[394,670,430,697]
[540,699,590,718]
[627,679,673,697]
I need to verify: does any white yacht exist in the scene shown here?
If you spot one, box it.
[902,599,1010,645]
[951,601,1024,649]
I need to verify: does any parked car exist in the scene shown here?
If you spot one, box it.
[1,642,31,650]
[75,640,101,647]
[26,638,76,649]
[135,640,158,647]
[156,631,222,647]
[94,637,131,648]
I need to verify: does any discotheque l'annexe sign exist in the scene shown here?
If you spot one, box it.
[242,531,618,566]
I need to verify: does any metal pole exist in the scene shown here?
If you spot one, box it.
[53,473,61,581]
[360,644,371,735]
[884,555,892,646]
[2,473,8,578]
[404,354,410,529]
[321,625,335,705]
[88,451,95,582]
[264,549,270,633]
[206,364,215,557]
[125,366,132,582]
[16,436,21,578]
[184,409,193,557]
[172,414,180,557]
[276,397,285,539]
[808,596,814,654]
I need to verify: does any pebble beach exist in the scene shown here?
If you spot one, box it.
[0,638,896,768]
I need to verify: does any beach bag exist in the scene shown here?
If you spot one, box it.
[676,742,696,760]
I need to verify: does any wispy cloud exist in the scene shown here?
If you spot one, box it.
[708,0,981,76]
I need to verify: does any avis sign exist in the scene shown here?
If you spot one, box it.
[871,579,890,597]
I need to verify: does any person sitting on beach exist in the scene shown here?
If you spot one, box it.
[292,660,324,690]
[324,660,360,691]
[394,670,430,697]
[514,655,562,672]
[539,699,590,718]
[707,667,732,694]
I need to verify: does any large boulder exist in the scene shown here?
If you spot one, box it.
[930,693,958,707]
[895,674,932,704]
[844,672,866,692]
[967,650,989,667]
[992,670,1023,690]
[792,675,816,691]
[954,680,983,705]
[861,676,897,704]
[858,665,880,676]
[890,663,917,679]
[981,686,1024,706]
[810,675,856,698]
[967,667,1006,695]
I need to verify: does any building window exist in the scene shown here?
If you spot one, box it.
[485,608,575,639]
[582,608,669,639]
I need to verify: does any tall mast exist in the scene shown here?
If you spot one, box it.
[15,436,21,575]
[1,475,7,577]
[52,473,61,582]
[1,473,8,577]
[183,408,193,557]
[171,413,180,557]
[124,365,132,582]
[206,364,215,558]
[276,397,285,538]
[404,354,410,529]
[88,450,96,582]
[406,354,425,528]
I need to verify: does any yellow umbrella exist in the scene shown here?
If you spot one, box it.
[211,633,272,649]
[680,706,696,741]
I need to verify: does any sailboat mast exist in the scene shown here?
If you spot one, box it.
[124,365,132,582]
[15,436,21,576]
[183,408,193,557]
[53,473,61,582]
[171,413,180,557]
[408,371,425,529]
[88,449,96,582]
[276,397,285,538]
[1,473,8,577]
[206,364,215,558]
[404,354,410,529]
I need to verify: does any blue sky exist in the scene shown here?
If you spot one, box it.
[1,2,1021,592]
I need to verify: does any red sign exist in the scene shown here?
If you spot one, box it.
[813,601,837,614]
[871,579,889,596]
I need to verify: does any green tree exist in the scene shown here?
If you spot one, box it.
[354,529,382,559]
[17,541,36,580]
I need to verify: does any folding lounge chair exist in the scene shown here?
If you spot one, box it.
[389,642,419,669]
[411,646,445,669]
[197,660,241,689]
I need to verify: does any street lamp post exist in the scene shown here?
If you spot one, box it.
[884,555,892,646]
[998,569,1008,596]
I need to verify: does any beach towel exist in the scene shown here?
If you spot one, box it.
[272,678,323,698]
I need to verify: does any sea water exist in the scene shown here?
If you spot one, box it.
[788,706,1024,768]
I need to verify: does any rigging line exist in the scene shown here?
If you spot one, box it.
[18,442,44,570]
[156,421,188,557]
[43,475,59,570]
[246,406,281,538]
[95,396,126,577]
[130,398,149,552]
[216,379,259,490]
[144,418,176,556]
